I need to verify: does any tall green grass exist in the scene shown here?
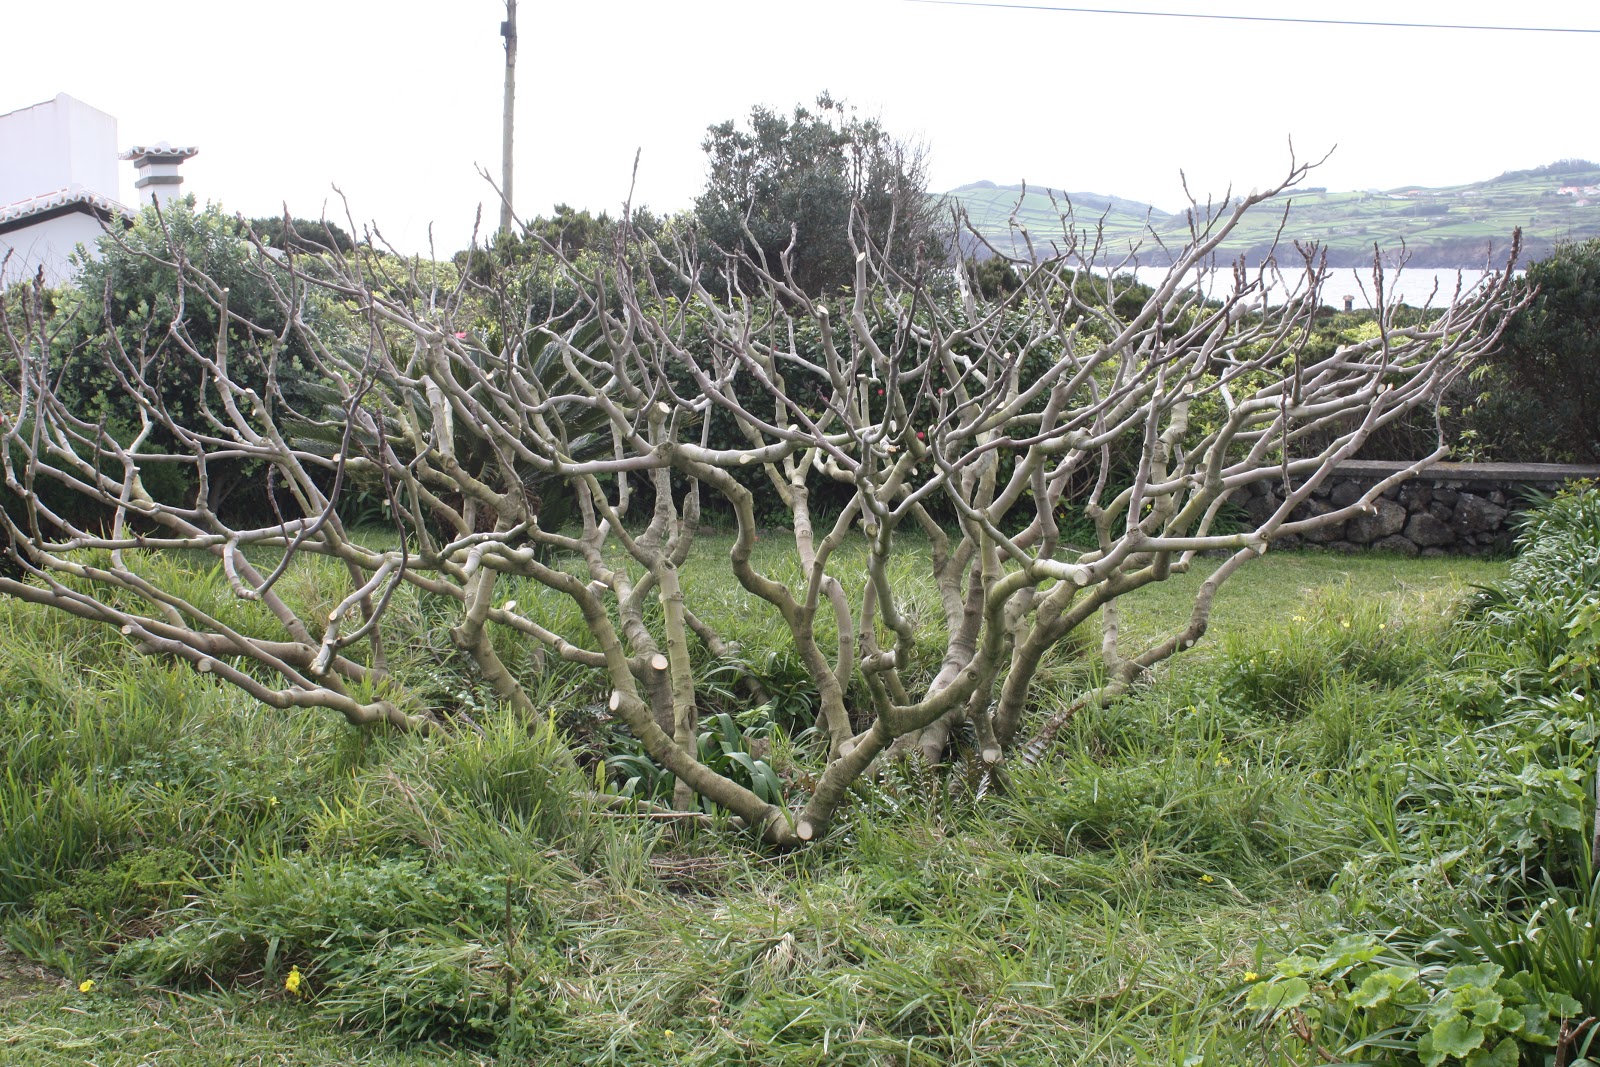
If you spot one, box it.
[5,514,1570,1063]
[1239,486,1600,1065]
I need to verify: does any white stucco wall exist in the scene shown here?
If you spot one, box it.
[0,93,121,206]
[0,210,107,287]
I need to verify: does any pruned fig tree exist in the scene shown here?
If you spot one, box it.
[0,164,1526,845]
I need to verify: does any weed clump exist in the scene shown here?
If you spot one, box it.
[114,854,564,1046]
[1219,586,1438,720]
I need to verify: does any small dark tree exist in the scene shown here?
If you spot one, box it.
[694,93,942,295]
[1479,239,1600,461]
[249,215,355,254]
[450,204,646,288]
[967,255,1021,300]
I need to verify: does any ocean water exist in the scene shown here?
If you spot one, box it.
[1127,265,1520,308]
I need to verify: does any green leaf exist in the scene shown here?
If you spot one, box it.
[1545,991,1584,1018]
[1546,801,1585,831]
[725,750,761,779]
[1245,977,1310,1012]
[1349,967,1419,1008]
[1450,982,1503,1026]
[751,764,783,805]
[1445,964,1504,990]
[1318,936,1383,971]
[1430,1016,1487,1058]
[1464,1037,1519,1067]
[1274,955,1317,978]
[1516,998,1558,1046]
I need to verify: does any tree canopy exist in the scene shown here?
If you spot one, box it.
[694,93,943,295]
[1487,239,1600,462]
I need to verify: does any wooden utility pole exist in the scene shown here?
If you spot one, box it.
[499,0,517,237]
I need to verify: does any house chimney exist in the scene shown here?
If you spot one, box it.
[120,142,198,208]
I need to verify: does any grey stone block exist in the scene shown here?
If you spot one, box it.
[1330,481,1370,509]
[1346,498,1407,543]
[1405,512,1455,547]
[1452,493,1509,536]
[1397,484,1432,509]
[1304,521,1347,543]
[1244,494,1278,527]
[1372,535,1420,557]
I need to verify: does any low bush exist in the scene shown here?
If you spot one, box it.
[1242,932,1584,1065]
[605,711,788,813]
[1219,586,1436,719]
[1443,872,1600,1035]
[114,853,562,1046]
[1457,482,1600,699]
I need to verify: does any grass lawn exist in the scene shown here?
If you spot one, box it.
[0,544,1522,1065]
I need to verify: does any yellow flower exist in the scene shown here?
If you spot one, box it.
[78,979,95,993]
[1200,873,1215,884]
[1243,971,1260,982]
[285,966,303,995]
[664,1029,675,1039]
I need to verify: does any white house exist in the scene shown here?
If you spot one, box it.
[0,93,196,287]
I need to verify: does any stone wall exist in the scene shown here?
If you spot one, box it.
[1242,461,1600,556]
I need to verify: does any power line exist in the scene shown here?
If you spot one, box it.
[902,0,1600,34]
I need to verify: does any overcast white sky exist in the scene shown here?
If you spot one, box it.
[4,1,1595,252]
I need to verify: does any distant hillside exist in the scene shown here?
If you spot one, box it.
[950,181,1171,256]
[947,161,1600,268]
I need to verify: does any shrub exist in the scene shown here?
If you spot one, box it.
[113,854,561,1045]
[605,711,786,813]
[1242,933,1583,1065]
[1470,240,1600,462]
[1220,587,1432,719]
[31,848,195,936]
[1441,872,1600,1037]
[1457,483,1600,698]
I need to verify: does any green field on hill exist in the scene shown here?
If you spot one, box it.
[949,160,1600,267]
